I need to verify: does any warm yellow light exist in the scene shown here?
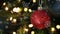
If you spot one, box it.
[51,27,55,32]
[24,28,28,32]
[56,25,60,29]
[13,32,16,34]
[24,8,28,12]
[31,31,35,34]
[10,17,13,21]
[5,7,9,11]
[33,0,36,3]
[29,24,33,28]
[10,11,14,13]
[18,0,21,2]
[13,7,22,13]
[12,19,17,23]
[29,9,32,12]
[3,2,6,6]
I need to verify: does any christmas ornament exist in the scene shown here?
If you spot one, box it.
[47,1,60,17]
[30,10,50,29]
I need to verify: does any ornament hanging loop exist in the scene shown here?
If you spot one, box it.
[38,0,43,10]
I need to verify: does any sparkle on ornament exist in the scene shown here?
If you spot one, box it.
[13,32,16,34]
[10,11,14,13]
[29,9,32,12]
[33,0,36,3]
[12,19,17,23]
[56,25,60,29]
[29,24,33,28]
[51,27,55,32]
[24,28,28,32]
[13,7,22,13]
[5,7,9,11]
[31,31,35,34]
[24,8,28,12]
[3,2,6,6]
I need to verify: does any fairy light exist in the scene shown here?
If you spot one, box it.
[13,32,16,34]
[24,8,28,12]
[31,31,35,34]
[13,7,22,13]
[51,27,55,32]
[18,0,21,2]
[56,25,60,29]
[5,6,9,11]
[28,24,33,28]
[29,9,32,12]
[10,17,13,21]
[3,2,6,6]
[33,0,36,3]
[24,28,28,32]
[12,19,17,23]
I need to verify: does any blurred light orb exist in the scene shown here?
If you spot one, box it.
[28,24,33,28]
[56,25,60,29]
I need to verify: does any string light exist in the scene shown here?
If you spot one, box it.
[5,6,9,11]
[24,8,28,12]
[33,0,36,3]
[10,17,13,21]
[12,19,17,23]
[3,2,6,6]
[31,31,35,34]
[56,25,60,29]
[51,27,55,32]
[18,0,21,2]
[13,7,22,13]
[29,9,32,12]
[28,24,33,28]
[24,28,28,32]
[13,32,16,34]
[10,11,14,13]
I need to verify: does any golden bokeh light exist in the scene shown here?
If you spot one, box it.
[28,24,33,28]
[3,2,6,6]
[13,32,16,34]
[24,28,28,32]
[51,27,55,32]
[13,7,22,13]
[10,17,13,21]
[33,0,36,3]
[5,6,9,11]
[12,19,17,23]
[24,8,28,12]
[29,9,32,12]
[56,25,60,29]
[31,31,35,34]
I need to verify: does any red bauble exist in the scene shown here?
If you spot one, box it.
[30,10,50,29]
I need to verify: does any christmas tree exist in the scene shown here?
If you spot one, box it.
[0,0,60,34]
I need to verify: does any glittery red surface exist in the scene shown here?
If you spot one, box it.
[30,10,51,29]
